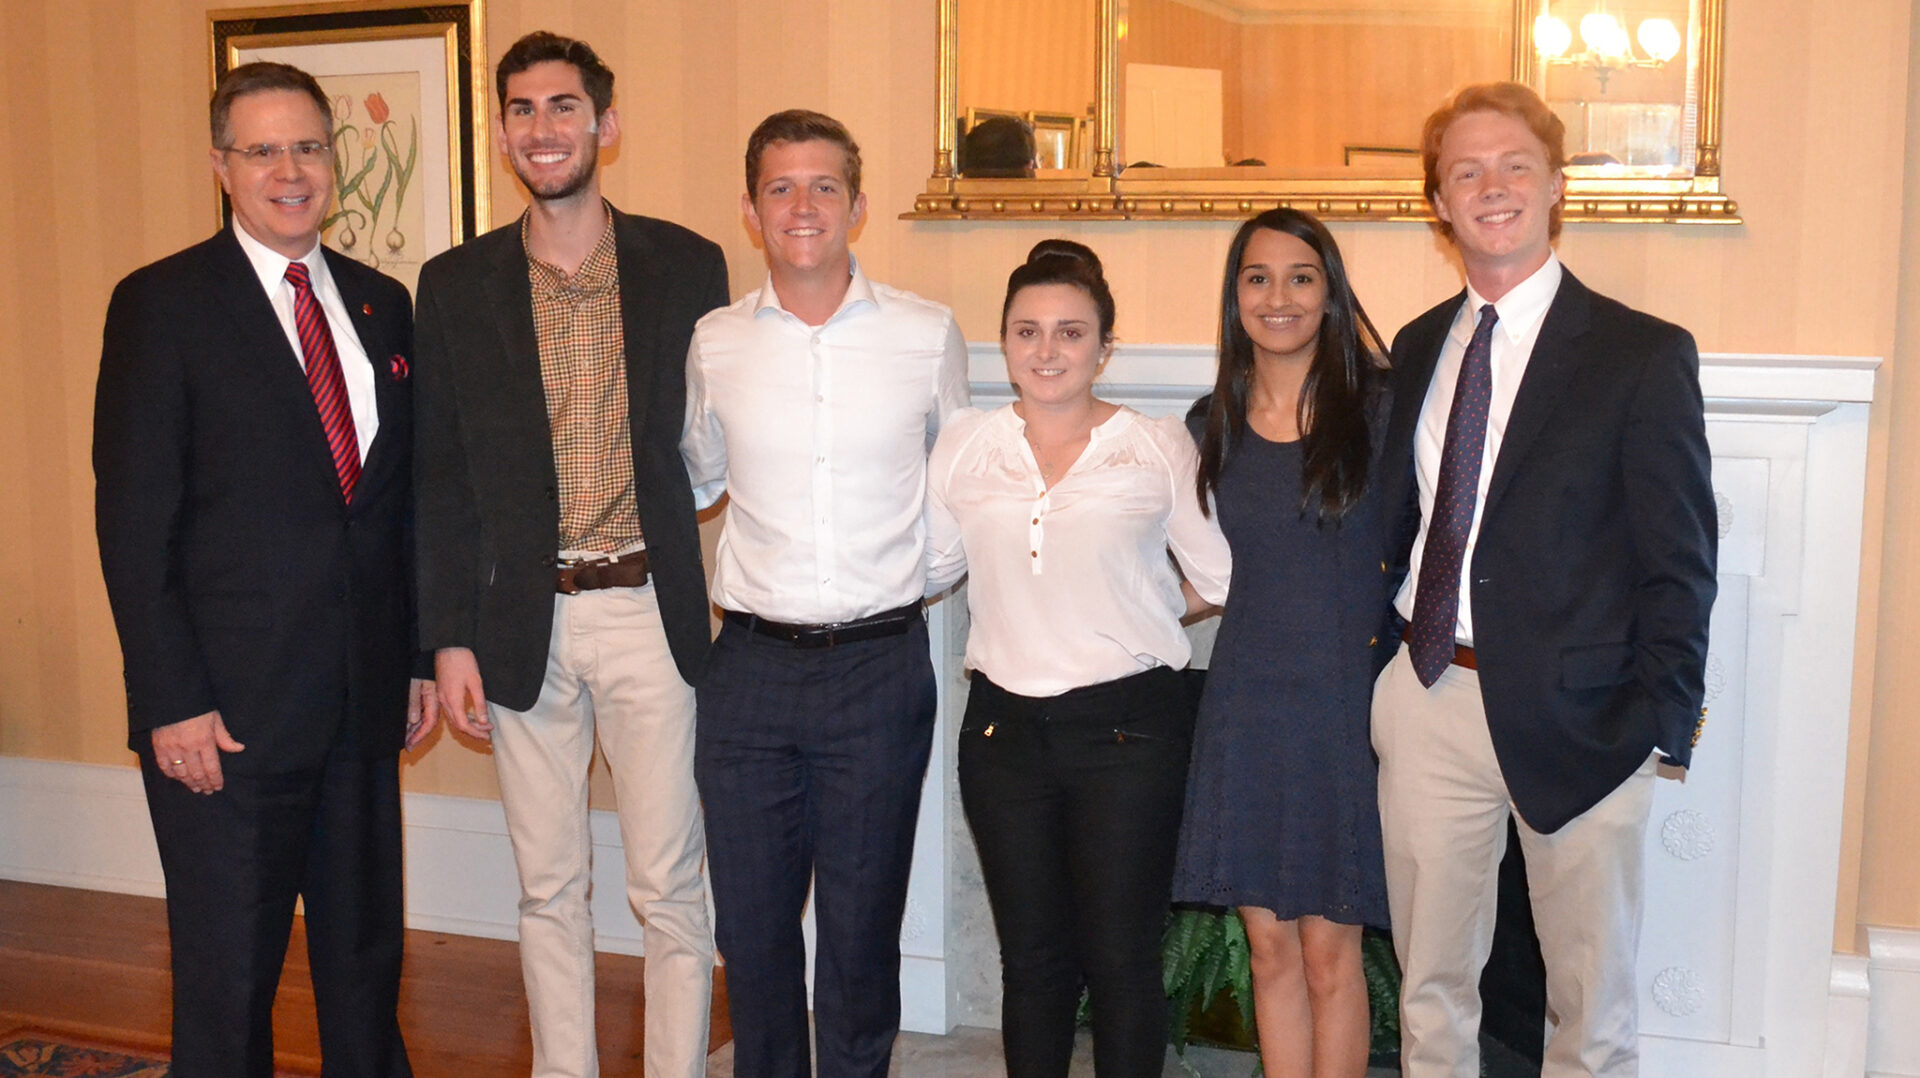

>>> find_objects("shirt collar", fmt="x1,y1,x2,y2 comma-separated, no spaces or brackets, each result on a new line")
523,204,620,300
752,255,878,323
1461,252,1562,346
231,220,324,298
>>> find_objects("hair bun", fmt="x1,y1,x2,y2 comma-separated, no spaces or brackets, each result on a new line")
1025,239,1104,280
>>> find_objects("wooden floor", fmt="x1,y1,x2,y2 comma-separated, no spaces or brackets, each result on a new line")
0,879,731,1074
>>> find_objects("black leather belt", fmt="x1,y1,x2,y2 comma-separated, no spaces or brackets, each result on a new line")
723,601,923,648
556,552,650,594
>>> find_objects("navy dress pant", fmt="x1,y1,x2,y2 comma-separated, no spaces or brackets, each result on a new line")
142,747,411,1078
958,666,1192,1078
695,618,938,1078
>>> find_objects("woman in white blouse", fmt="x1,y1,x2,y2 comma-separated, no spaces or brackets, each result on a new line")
927,240,1231,1078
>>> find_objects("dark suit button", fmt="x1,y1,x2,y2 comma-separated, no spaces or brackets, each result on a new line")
334,586,347,601
546,487,557,501
542,554,557,567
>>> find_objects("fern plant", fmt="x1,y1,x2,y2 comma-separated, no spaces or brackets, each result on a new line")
1159,908,1404,1069
1162,907,1255,1054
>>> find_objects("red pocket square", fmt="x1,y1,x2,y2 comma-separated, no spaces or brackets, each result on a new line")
389,354,410,380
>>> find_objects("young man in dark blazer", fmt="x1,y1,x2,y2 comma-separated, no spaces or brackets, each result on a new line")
413,32,727,1078
1374,82,1718,1078
93,62,433,1077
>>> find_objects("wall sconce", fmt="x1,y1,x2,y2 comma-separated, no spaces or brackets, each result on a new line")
1534,4,1680,92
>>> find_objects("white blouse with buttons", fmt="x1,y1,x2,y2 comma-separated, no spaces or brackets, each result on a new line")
926,404,1231,698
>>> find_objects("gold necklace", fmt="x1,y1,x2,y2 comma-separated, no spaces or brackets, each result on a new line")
1026,432,1055,478
1026,427,1087,481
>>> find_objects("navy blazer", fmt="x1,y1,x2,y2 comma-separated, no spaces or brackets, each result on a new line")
94,228,419,771
1381,268,1718,833
412,209,728,711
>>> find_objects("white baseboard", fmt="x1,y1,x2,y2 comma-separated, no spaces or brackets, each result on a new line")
1869,926,1920,1077
1828,953,1872,1078
0,755,645,951
0,757,165,897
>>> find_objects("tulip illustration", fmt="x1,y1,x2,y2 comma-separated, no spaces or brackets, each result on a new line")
321,87,417,266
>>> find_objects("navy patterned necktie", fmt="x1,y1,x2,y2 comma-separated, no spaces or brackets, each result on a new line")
285,261,361,501
1408,303,1499,686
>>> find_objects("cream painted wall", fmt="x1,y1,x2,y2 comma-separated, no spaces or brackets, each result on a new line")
1859,0,1920,938
2,0,1917,943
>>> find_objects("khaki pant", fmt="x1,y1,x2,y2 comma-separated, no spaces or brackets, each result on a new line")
490,584,713,1078
1372,648,1656,1078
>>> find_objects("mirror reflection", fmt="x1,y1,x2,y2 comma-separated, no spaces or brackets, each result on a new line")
1116,0,1513,175
1535,0,1699,177
918,0,1735,222
957,0,1098,174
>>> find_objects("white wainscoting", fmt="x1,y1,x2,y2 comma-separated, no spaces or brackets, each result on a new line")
0,756,650,952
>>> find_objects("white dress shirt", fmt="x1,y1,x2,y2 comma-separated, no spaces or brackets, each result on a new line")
682,258,971,624
926,405,1231,698
1392,254,1563,646
231,222,378,460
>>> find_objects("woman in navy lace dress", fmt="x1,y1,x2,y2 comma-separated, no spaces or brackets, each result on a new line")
1171,209,1392,1078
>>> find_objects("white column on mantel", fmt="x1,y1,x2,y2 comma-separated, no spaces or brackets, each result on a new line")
928,345,1881,1076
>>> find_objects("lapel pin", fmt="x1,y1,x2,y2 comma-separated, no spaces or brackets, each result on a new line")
362,303,373,315
390,354,410,380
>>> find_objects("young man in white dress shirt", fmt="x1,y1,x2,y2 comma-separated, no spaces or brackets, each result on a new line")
681,109,969,1078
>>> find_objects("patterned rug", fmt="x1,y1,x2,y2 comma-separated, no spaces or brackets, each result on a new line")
0,1028,310,1077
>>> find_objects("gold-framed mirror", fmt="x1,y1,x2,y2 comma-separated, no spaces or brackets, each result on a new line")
905,0,1737,223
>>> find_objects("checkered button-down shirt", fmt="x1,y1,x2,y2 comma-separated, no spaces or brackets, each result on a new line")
526,211,643,556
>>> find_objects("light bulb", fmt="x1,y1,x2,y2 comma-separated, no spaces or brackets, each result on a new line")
1638,17,1681,62
1581,11,1627,57
1535,13,1573,58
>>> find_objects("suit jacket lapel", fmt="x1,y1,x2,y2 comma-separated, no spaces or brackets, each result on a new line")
479,221,561,492
1384,293,1461,522
207,230,343,503
613,212,666,448
328,250,403,504
1483,270,1593,516
483,230,543,395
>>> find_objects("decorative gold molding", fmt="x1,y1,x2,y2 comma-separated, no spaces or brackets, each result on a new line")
908,0,1737,225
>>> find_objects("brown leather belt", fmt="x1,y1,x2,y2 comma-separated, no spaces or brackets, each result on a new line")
723,601,923,649
1402,624,1477,670
556,552,650,594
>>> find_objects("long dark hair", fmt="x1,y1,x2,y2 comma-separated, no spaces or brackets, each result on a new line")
1000,238,1115,342
1196,208,1387,522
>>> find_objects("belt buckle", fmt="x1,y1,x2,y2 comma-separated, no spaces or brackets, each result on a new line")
795,625,835,649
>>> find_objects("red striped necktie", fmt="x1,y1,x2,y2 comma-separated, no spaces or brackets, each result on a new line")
284,260,361,501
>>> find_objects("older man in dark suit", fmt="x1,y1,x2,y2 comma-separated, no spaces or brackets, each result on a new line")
93,62,432,1077
1375,82,1718,1078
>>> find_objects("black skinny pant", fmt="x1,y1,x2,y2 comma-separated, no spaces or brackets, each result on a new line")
958,666,1192,1078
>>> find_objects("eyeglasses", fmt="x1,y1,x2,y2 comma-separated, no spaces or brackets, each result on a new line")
220,141,333,166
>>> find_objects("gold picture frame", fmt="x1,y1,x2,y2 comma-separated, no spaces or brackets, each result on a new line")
1028,111,1086,172
960,107,1089,173
210,0,490,292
